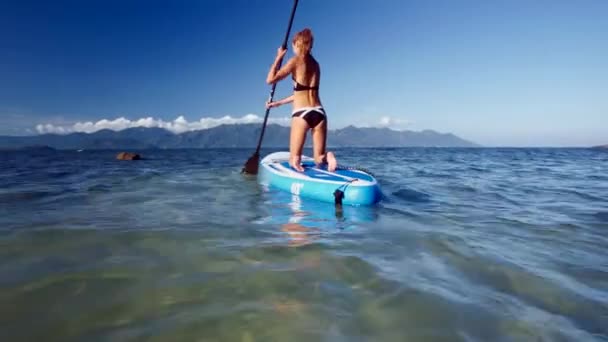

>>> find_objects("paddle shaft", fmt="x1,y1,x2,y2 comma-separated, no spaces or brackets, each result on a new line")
253,0,299,156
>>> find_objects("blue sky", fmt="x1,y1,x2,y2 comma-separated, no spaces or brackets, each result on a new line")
1,0,606,146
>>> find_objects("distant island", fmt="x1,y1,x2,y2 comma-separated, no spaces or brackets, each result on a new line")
0,124,478,150
592,144,608,149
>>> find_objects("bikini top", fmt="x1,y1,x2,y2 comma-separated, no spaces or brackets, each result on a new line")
292,74,319,91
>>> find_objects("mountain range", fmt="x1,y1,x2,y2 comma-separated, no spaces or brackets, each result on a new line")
0,124,478,149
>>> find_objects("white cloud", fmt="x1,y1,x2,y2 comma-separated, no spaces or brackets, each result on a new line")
377,116,410,129
35,114,291,135
349,115,411,131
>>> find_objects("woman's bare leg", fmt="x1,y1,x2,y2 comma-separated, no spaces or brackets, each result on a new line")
290,117,308,172
311,119,338,172
311,119,327,164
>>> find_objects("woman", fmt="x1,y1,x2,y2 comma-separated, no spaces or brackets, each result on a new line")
265,28,338,172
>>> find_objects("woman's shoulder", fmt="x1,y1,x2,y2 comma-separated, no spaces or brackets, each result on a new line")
301,55,319,69
292,55,319,74
293,54,317,62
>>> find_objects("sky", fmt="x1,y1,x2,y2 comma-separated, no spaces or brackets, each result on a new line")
1,0,606,146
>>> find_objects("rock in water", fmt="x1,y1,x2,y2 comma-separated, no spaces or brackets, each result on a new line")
116,152,141,160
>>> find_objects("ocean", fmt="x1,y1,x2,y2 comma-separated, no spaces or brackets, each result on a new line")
1,148,607,341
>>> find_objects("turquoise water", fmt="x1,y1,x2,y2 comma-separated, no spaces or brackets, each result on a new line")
1,148,607,341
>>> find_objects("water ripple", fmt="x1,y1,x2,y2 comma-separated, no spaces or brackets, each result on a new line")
0,148,607,341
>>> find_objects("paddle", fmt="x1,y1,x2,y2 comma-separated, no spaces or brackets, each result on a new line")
242,0,299,175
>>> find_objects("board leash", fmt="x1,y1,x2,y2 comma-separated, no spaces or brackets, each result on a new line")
333,165,376,206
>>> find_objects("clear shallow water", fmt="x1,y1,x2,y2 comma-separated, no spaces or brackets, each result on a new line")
1,148,607,341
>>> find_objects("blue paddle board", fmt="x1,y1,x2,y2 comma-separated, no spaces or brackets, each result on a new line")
258,152,382,206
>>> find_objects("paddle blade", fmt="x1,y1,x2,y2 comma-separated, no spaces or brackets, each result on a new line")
242,152,260,174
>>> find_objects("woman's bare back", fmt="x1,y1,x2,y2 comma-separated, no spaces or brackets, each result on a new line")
292,55,322,109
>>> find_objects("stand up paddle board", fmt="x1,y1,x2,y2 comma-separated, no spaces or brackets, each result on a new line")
259,152,382,206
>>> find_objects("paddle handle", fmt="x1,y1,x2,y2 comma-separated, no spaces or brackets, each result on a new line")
254,0,299,155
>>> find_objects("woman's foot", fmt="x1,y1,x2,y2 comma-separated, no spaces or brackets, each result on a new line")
290,155,305,172
326,151,337,172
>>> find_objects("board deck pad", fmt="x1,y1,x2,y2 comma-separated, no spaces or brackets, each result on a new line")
266,161,375,183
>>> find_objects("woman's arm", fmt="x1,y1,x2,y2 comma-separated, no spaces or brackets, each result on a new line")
266,47,296,84
266,95,294,109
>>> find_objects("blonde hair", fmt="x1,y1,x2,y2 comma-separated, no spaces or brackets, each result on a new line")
292,28,313,55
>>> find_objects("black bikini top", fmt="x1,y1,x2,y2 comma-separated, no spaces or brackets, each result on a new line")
292,74,319,91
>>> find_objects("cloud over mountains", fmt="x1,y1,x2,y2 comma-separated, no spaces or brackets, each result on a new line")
36,115,291,135
34,115,412,135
